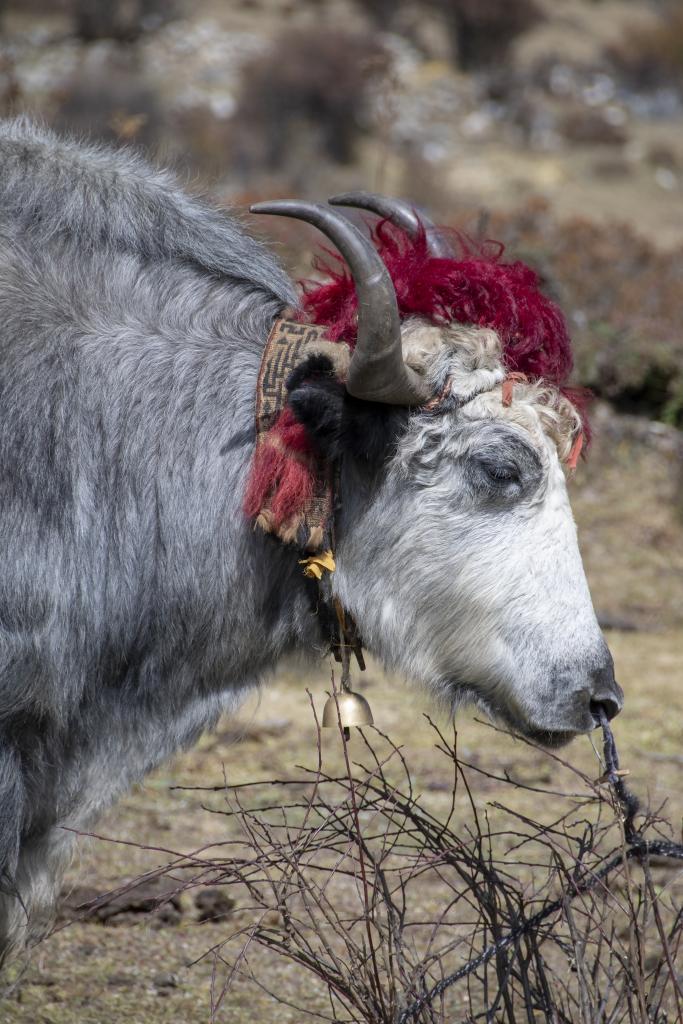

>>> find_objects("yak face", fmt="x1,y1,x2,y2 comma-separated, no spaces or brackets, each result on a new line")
289,320,623,746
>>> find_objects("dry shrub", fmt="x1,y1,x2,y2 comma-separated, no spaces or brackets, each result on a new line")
481,201,683,427
438,0,542,71
54,53,163,152
362,0,542,70
72,0,174,42
143,697,682,1023
229,28,389,185
606,5,683,93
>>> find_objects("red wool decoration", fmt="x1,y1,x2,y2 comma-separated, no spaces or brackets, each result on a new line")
303,221,575,385
303,220,591,438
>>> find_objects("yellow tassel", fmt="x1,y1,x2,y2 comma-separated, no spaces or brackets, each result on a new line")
299,550,336,580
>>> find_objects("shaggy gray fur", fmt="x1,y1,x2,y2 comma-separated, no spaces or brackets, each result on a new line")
0,118,316,956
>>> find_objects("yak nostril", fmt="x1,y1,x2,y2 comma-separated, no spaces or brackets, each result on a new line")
590,697,621,724
588,658,623,725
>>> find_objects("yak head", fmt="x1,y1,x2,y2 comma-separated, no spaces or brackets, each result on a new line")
252,193,623,747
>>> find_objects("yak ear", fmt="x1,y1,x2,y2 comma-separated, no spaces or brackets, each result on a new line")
287,354,408,466
287,355,346,460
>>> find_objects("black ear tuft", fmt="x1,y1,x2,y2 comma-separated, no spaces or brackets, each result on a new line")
286,353,337,394
287,354,346,459
287,353,409,467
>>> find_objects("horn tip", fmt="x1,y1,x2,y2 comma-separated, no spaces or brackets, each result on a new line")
329,192,370,206
249,201,277,215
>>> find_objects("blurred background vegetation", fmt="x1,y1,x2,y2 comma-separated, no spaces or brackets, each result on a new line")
0,4,681,1021
1,0,683,429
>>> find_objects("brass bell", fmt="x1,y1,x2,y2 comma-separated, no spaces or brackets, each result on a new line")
323,603,373,738
322,688,374,731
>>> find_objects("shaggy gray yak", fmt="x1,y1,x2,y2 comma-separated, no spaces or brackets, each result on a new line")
0,119,622,959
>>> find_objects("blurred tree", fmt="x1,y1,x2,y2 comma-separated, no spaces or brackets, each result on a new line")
74,0,173,42
230,28,388,185
362,0,542,70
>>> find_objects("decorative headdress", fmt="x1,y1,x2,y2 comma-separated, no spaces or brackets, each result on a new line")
244,193,587,552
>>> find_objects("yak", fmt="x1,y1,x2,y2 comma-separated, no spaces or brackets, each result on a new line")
0,118,622,958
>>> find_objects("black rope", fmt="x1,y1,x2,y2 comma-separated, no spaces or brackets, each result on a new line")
398,713,683,1023
596,705,639,840
596,705,682,859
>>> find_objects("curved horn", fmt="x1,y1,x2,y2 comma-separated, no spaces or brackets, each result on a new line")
250,200,431,405
328,190,455,258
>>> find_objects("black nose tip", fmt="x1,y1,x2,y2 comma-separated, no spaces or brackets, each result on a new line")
589,660,624,723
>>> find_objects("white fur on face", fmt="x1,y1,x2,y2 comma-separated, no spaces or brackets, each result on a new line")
334,321,618,744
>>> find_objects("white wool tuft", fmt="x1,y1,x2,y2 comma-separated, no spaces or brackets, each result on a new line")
401,318,583,464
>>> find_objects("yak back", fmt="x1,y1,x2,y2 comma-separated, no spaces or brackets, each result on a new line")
0,117,295,304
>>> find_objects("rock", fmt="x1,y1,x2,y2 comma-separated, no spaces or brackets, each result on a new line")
596,611,640,632
194,888,236,923
152,972,178,989
654,167,678,191
424,778,454,792
648,143,679,170
106,972,137,988
559,105,627,145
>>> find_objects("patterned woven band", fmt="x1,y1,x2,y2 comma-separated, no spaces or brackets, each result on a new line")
253,317,338,551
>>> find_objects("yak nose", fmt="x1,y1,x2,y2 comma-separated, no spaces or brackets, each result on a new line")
588,659,624,723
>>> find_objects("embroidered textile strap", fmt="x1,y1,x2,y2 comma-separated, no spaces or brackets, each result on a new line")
255,318,328,433
253,317,339,551
252,318,366,660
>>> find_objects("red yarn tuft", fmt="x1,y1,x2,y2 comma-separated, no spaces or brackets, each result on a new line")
270,451,315,526
244,408,316,529
302,221,576,391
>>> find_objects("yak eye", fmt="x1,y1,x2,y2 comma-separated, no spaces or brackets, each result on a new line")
464,429,543,501
486,463,520,483
477,457,521,486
